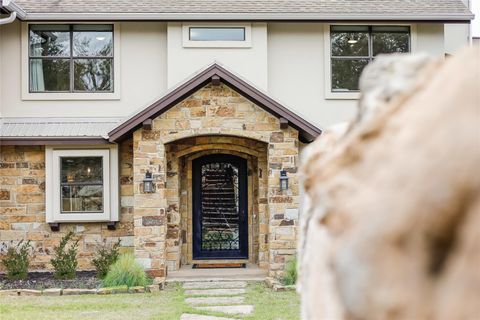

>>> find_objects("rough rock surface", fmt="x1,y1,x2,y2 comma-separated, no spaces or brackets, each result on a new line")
300,47,480,320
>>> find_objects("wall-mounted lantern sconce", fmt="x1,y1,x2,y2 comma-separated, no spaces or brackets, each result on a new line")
143,170,154,193
279,170,289,191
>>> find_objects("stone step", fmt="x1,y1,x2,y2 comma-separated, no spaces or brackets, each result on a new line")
185,288,246,296
185,296,245,306
180,314,235,320
183,281,247,289
194,305,254,315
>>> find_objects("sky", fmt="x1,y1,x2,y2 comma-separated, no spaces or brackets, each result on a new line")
472,0,480,37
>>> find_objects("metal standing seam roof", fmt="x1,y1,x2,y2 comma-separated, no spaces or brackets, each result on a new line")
4,0,474,21
0,118,122,139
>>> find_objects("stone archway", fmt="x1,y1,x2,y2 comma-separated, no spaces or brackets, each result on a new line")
164,135,269,271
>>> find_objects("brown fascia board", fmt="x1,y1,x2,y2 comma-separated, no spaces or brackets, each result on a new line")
0,138,110,146
108,64,322,143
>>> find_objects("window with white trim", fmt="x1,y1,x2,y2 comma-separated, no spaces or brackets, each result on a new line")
28,24,114,93
46,147,119,223
329,25,411,92
183,24,252,48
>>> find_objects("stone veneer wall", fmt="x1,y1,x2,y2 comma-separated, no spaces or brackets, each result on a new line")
133,83,300,279
0,140,134,272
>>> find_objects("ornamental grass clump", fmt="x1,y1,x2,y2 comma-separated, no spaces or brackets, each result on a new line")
102,253,151,288
1,240,34,280
51,231,79,279
92,239,121,279
281,257,298,286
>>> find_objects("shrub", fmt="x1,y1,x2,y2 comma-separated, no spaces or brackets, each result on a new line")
51,231,79,279
281,257,298,285
102,253,151,288
0,240,34,280
92,239,121,279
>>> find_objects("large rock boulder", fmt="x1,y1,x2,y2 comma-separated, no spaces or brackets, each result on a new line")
300,47,480,320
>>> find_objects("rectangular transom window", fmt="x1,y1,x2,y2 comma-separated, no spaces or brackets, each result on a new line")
47,148,118,223
29,24,114,93
330,25,410,92
189,27,246,41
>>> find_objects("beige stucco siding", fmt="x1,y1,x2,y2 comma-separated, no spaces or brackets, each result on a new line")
1,21,447,129
0,21,168,118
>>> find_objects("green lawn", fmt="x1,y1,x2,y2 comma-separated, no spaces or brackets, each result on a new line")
0,283,300,320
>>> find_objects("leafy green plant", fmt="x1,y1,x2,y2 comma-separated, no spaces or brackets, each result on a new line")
50,231,79,279
102,253,151,288
92,239,121,279
281,257,298,286
0,240,34,280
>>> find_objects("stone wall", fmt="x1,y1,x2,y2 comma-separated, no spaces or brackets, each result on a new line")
0,140,134,272
133,83,300,278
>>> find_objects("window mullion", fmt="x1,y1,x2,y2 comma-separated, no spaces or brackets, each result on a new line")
70,25,74,93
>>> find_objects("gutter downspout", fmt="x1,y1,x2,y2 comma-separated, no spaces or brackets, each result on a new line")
1,0,26,20
0,11,16,25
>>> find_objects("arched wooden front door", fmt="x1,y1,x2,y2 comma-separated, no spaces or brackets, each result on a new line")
192,154,248,260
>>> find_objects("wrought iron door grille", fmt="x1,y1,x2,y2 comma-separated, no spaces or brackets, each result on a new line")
200,162,240,251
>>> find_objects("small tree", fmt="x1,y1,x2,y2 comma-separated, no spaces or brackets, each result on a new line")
51,231,79,279
92,239,121,279
1,240,34,280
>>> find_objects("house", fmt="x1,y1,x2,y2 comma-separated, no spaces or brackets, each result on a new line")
0,0,474,282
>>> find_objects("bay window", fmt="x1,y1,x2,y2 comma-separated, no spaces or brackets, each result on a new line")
329,25,411,93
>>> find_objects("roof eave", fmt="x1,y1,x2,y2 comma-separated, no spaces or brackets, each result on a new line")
0,137,110,145
19,12,474,22
1,0,27,20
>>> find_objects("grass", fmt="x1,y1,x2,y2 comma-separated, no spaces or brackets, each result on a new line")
0,282,300,320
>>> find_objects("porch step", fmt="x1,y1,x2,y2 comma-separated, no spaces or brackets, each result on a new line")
185,288,246,296
180,314,235,320
183,281,247,289
194,305,254,316
185,296,245,306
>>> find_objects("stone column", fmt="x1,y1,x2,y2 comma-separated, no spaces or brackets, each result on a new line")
267,128,300,279
133,129,167,283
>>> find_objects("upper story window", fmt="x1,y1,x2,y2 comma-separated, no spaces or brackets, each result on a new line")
189,27,246,41
29,24,114,93
183,23,252,48
330,25,410,92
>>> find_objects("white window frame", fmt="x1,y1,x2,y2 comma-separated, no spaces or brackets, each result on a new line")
324,23,417,100
21,22,121,101
182,23,252,48
46,146,119,223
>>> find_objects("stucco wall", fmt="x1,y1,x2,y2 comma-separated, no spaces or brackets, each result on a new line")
1,21,446,129
0,21,168,118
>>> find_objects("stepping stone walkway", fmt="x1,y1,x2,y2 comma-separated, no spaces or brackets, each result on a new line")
180,280,254,319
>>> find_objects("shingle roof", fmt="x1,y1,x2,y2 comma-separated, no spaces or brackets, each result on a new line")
0,118,121,139
8,0,474,21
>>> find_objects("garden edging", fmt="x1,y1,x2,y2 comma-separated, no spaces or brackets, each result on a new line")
0,283,164,297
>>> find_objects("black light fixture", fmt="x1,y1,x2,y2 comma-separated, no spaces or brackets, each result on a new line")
279,170,289,191
143,170,154,193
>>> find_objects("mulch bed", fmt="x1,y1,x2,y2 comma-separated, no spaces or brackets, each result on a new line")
0,271,101,290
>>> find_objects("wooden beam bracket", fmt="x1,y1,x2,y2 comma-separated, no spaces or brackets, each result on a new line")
107,222,117,230
142,118,153,130
211,75,221,86
49,223,60,232
279,117,289,129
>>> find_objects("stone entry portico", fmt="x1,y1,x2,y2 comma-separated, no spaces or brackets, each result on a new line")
105,64,321,283
131,82,301,282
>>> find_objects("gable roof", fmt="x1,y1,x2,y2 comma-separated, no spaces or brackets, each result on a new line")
5,0,474,22
108,63,322,143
